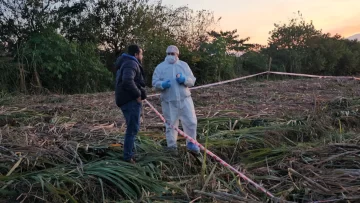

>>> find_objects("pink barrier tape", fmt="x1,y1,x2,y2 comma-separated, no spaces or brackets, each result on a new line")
144,99,345,203
147,72,268,98
147,71,359,98
144,99,276,199
144,71,359,202
268,71,321,78
190,72,268,90
268,71,360,80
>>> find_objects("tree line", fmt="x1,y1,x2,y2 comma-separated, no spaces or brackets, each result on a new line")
0,1,359,94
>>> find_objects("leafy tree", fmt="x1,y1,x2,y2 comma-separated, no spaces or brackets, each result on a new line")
241,51,268,74
263,12,360,76
197,30,253,82
304,34,346,75
207,30,253,52
266,12,321,73
19,29,112,93
0,0,86,54
142,33,177,85
170,8,217,50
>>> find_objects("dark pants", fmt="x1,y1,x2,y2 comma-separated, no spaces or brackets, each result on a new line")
120,100,142,161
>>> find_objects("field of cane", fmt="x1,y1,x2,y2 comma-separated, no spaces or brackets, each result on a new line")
1,76,360,203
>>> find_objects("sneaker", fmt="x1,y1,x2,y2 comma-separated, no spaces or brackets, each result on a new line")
187,142,200,155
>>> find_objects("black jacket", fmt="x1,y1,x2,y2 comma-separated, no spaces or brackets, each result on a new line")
115,54,146,107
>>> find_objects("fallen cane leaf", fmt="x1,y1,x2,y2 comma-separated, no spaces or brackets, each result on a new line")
7,157,23,176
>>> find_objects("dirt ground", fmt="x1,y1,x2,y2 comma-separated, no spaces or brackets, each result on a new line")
1,77,359,145
1,77,360,202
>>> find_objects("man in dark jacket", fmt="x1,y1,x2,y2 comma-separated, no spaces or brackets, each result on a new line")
115,44,146,163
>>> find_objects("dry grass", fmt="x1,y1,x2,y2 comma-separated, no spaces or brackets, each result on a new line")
1,77,360,202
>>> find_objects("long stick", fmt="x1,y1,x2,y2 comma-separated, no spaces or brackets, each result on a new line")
267,57,272,80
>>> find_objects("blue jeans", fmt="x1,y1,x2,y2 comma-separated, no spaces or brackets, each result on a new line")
120,100,142,161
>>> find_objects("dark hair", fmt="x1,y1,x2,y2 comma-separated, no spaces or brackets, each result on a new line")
127,44,142,56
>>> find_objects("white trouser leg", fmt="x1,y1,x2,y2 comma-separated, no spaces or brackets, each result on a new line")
162,101,180,148
179,97,197,144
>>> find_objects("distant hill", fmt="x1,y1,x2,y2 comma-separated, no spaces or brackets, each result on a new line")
347,33,360,41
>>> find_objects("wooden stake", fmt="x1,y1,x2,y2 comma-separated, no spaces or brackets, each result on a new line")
267,57,272,80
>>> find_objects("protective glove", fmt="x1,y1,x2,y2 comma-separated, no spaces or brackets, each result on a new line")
176,73,186,84
161,80,171,89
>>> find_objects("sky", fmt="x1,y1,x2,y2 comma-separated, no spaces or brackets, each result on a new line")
160,0,360,44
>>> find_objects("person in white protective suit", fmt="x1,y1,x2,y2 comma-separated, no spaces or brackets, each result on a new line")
152,45,200,154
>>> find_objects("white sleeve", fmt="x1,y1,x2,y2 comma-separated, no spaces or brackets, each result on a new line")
183,62,196,87
152,65,164,91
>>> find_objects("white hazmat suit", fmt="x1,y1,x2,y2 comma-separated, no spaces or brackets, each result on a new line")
152,45,199,153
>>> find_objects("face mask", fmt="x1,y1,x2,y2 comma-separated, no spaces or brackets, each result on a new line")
165,55,178,64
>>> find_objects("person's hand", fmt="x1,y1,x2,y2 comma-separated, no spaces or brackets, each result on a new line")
176,73,186,84
161,80,171,89
140,88,147,100
137,97,142,103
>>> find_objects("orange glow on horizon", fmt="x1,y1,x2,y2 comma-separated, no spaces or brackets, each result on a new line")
328,24,360,38
161,0,360,44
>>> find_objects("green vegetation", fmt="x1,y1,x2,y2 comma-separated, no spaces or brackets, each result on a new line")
1,78,360,202
1,2,359,94
1,1,360,202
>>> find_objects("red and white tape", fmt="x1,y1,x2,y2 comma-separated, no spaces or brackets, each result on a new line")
269,71,360,80
143,71,359,201
144,99,275,199
147,72,268,98
147,71,359,98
